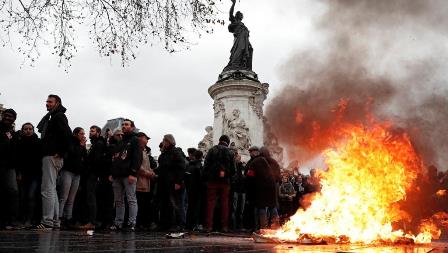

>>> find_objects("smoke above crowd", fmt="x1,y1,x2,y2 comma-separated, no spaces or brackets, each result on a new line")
266,0,448,170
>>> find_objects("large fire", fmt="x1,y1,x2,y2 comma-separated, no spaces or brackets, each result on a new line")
262,121,441,244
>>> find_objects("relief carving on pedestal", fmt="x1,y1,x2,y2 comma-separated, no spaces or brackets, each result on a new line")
263,117,284,166
249,88,266,119
223,109,251,153
198,126,214,155
213,100,225,118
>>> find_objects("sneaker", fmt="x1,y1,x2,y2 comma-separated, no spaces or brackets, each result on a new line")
32,223,53,231
123,224,135,232
109,224,121,231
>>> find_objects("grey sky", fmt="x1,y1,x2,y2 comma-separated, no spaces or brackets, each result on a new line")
0,0,325,155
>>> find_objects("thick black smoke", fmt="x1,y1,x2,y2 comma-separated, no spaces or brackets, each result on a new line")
266,0,448,170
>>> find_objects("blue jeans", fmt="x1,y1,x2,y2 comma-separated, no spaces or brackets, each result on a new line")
58,170,80,220
41,156,63,227
169,187,186,228
231,192,246,229
112,177,138,226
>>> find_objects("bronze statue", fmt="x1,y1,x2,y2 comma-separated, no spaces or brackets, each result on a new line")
223,0,253,72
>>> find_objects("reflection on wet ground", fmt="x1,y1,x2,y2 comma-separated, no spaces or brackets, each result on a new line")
0,231,447,253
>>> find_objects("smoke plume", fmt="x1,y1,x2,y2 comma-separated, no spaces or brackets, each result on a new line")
266,0,448,170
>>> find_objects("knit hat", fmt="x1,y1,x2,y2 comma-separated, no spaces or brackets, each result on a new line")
2,108,17,119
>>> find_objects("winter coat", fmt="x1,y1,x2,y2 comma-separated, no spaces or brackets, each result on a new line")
40,105,72,157
87,136,107,175
16,133,42,179
62,136,87,175
185,159,203,193
231,161,246,193
203,142,236,184
0,122,18,171
265,157,281,183
157,146,187,190
136,148,156,192
110,132,142,178
246,155,277,208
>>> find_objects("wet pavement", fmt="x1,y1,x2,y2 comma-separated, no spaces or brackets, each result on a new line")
0,230,447,252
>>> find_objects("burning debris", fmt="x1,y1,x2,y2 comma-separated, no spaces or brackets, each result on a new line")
263,0,448,246
256,118,443,244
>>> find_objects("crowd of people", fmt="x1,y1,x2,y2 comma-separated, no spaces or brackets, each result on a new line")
0,94,322,233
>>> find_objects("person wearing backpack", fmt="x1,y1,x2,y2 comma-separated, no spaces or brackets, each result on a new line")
203,135,236,232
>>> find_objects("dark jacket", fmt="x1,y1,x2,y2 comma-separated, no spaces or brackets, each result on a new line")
41,105,72,157
231,161,246,193
185,159,203,192
16,133,42,179
87,136,107,175
144,146,157,170
0,122,18,171
265,157,281,184
110,132,142,178
62,136,87,175
158,146,187,189
247,155,276,208
203,142,236,183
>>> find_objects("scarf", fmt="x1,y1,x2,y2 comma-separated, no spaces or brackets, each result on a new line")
37,105,65,139
37,111,51,139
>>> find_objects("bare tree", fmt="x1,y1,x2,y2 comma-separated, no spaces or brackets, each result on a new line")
0,0,223,67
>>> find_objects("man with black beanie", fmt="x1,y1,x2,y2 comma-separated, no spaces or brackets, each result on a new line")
203,135,236,232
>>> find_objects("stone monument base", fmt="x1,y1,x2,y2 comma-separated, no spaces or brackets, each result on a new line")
208,71,269,161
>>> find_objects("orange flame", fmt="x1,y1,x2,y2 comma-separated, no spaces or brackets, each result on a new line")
436,189,447,197
264,122,439,244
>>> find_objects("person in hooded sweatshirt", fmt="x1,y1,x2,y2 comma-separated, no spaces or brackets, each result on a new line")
16,123,42,227
109,119,142,231
35,95,72,230
58,127,87,228
157,134,187,232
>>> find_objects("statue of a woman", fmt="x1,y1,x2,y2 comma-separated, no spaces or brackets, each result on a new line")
223,0,253,72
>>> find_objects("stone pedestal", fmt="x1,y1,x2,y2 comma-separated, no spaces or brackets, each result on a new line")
208,70,269,161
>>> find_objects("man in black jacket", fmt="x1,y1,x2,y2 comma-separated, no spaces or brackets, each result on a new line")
157,134,187,231
35,95,72,230
203,135,236,232
0,109,20,229
109,119,142,231
79,125,107,230
185,149,203,230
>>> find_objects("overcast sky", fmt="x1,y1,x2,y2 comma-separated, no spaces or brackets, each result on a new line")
0,0,326,155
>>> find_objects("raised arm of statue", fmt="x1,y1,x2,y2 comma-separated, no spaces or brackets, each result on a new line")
229,0,236,22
